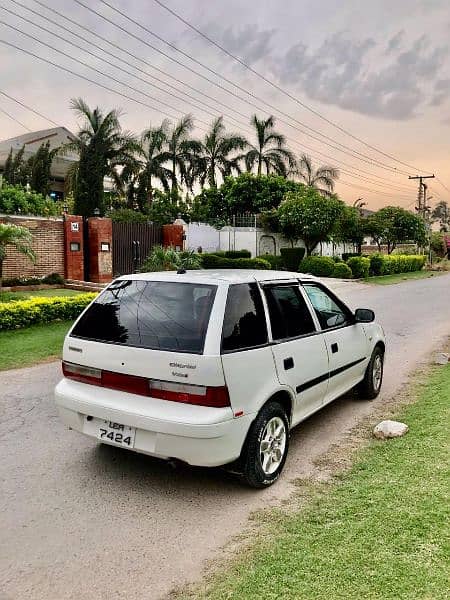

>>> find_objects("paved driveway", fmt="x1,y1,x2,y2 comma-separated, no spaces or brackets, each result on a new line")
1,273,450,599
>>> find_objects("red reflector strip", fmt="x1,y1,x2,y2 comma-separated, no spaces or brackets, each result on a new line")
62,362,230,408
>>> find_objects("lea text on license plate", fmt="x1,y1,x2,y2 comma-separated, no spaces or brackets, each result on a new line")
97,420,136,448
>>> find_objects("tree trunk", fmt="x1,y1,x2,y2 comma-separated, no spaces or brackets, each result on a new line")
0,258,3,291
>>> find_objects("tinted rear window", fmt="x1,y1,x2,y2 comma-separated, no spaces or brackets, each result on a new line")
71,280,217,354
221,283,268,352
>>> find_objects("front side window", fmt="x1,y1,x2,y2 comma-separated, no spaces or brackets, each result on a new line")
264,285,316,340
71,279,217,353
222,283,268,352
304,284,350,330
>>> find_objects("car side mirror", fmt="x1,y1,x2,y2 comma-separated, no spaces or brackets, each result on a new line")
355,308,375,323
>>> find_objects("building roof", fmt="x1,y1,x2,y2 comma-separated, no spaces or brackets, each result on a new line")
0,127,77,180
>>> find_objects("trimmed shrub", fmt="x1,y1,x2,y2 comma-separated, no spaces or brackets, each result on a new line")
257,254,284,270
332,262,353,279
280,247,306,271
0,293,97,330
222,249,251,259
347,256,370,278
332,256,343,263
379,254,426,275
299,256,335,277
1,273,64,287
369,254,384,276
342,252,360,262
200,254,271,270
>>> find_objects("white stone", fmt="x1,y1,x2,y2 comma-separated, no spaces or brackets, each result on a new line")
434,352,449,365
373,420,409,439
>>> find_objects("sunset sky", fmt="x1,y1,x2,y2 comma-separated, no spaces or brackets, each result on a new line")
1,0,449,209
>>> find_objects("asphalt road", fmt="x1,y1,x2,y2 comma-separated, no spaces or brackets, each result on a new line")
1,273,450,600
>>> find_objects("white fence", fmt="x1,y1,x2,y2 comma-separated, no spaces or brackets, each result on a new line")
183,221,355,257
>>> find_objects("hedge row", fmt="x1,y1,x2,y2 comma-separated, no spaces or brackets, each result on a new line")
2,273,64,287
369,254,426,275
200,253,271,270
0,293,97,331
297,254,425,278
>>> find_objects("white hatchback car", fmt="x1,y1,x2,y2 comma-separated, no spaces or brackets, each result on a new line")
55,269,385,487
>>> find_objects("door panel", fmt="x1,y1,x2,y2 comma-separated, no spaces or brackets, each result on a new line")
271,335,329,425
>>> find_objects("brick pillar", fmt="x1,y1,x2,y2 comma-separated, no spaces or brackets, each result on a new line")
163,224,184,250
64,215,84,281
87,217,113,283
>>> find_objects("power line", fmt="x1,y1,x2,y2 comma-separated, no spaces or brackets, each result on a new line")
0,88,59,126
151,0,430,175
0,104,31,131
5,0,416,192
73,0,412,175
0,20,212,130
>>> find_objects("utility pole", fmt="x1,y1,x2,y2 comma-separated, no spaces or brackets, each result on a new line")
408,174,435,219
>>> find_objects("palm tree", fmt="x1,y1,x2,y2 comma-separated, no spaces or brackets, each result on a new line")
63,98,138,216
0,223,36,289
432,200,450,232
161,115,202,198
131,123,172,211
296,153,339,196
245,115,295,176
199,117,247,187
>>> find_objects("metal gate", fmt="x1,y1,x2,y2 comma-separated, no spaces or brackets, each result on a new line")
112,222,162,276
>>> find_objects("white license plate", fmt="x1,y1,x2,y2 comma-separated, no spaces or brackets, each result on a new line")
96,420,136,448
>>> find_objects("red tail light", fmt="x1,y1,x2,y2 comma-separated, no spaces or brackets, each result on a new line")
62,361,230,408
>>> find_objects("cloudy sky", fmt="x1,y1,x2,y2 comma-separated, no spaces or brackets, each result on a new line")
1,0,449,208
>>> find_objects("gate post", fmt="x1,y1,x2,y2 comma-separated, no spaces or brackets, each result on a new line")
87,217,113,283
163,224,184,250
64,215,84,281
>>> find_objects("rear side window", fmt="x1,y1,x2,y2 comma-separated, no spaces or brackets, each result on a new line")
70,279,217,354
264,284,316,340
221,283,268,352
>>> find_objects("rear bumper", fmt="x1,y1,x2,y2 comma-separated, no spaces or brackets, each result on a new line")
55,378,253,467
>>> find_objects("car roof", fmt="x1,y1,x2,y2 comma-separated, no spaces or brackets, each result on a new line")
117,269,319,285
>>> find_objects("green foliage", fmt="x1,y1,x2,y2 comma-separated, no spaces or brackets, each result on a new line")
278,188,344,253
28,141,55,197
279,247,305,271
365,206,427,253
0,223,36,288
332,262,353,279
347,256,370,278
430,232,446,258
0,185,61,217
259,208,280,233
146,190,190,225
219,249,251,259
140,245,201,272
107,208,150,223
334,206,365,245
245,115,295,176
3,146,29,186
200,254,271,270
0,293,96,330
256,254,284,269
1,273,63,287
369,254,384,276
342,252,361,262
299,256,335,277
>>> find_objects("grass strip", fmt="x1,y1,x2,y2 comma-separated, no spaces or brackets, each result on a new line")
194,364,450,600
0,320,72,370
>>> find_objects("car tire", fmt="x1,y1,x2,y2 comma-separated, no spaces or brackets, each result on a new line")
239,401,290,489
357,346,384,400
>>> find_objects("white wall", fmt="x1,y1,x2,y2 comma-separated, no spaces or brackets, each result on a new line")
185,222,356,257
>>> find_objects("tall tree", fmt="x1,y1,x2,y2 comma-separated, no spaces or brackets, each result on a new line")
134,123,172,210
199,116,247,188
3,148,13,183
0,223,36,289
162,115,202,198
296,153,339,196
4,146,28,186
365,206,427,253
29,141,56,196
432,200,450,232
245,115,295,176
64,98,137,216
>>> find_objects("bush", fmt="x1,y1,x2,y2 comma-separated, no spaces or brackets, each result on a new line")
280,247,306,271
342,252,361,262
347,256,370,278
1,273,64,287
257,254,284,270
211,249,251,259
200,254,271,270
379,254,426,275
369,254,384,276
140,246,201,272
298,256,335,277
0,184,60,216
0,293,96,330
332,262,353,279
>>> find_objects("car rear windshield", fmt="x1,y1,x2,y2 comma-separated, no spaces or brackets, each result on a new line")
70,279,217,354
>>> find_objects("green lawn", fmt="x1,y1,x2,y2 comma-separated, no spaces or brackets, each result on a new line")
193,364,450,600
365,270,441,285
0,320,72,370
0,288,83,303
